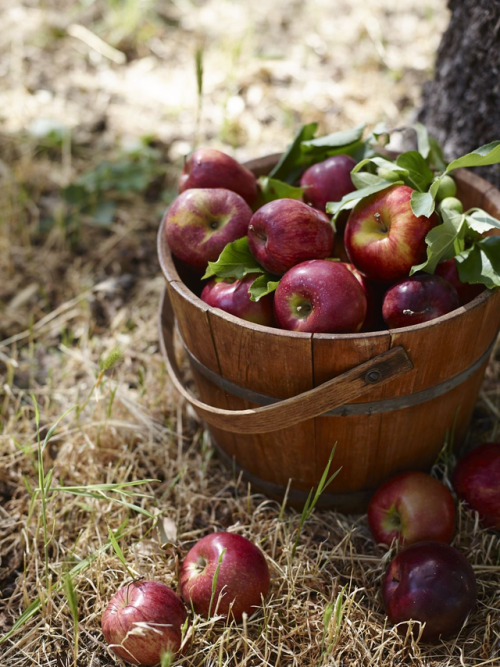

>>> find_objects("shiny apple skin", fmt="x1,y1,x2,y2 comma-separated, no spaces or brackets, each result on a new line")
344,185,439,283
101,580,188,666
452,442,500,530
179,147,258,206
382,541,477,643
382,274,460,328
163,188,252,271
200,274,275,326
367,471,456,546
179,532,270,623
247,198,335,275
300,154,357,212
434,257,485,305
273,259,367,333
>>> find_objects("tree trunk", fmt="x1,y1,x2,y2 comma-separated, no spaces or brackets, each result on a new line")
418,0,500,187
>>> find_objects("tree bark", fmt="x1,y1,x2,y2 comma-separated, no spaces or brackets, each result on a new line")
418,0,500,187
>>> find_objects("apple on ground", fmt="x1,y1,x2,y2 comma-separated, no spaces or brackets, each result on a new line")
101,580,188,666
434,257,484,305
300,154,357,212
163,188,252,271
381,273,460,329
367,471,456,546
452,442,500,530
247,198,335,275
382,541,477,643
179,531,270,623
201,274,275,326
179,147,259,206
273,259,367,333
344,185,439,283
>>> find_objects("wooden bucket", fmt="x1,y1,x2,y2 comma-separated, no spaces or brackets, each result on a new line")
157,158,500,512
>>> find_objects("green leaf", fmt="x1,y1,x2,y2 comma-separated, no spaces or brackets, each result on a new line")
465,209,500,234
410,191,435,218
326,181,395,219
248,274,280,301
396,151,434,191
410,210,467,275
268,122,318,183
446,141,500,172
301,124,366,153
202,236,265,280
258,176,304,203
456,237,500,287
413,122,431,159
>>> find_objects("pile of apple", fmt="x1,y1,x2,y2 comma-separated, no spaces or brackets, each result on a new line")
162,123,500,333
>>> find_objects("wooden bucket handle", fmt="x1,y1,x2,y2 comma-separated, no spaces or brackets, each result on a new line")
159,287,414,434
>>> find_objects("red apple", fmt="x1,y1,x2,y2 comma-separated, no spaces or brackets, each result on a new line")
344,262,385,332
163,188,252,271
273,259,367,333
452,442,500,530
367,471,456,546
382,541,477,643
434,257,484,305
200,274,275,326
344,185,439,283
179,532,270,622
247,198,335,275
101,580,188,666
300,154,357,212
382,274,460,329
179,147,258,206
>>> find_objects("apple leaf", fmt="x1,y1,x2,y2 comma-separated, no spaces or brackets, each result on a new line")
301,124,366,154
465,208,500,233
445,140,500,172
326,181,396,220
202,236,265,280
267,122,318,183
248,273,280,301
396,151,435,192
410,209,467,275
456,236,500,287
258,176,304,203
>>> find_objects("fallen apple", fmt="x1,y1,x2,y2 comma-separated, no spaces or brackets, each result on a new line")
247,198,335,275
179,147,258,206
382,541,477,643
273,259,367,333
381,273,460,329
452,442,500,530
200,274,275,326
101,580,188,666
300,154,357,212
179,531,270,622
163,188,252,271
434,257,484,305
367,471,456,546
344,185,439,283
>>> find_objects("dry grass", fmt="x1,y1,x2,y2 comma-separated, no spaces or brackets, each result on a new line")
1,1,499,666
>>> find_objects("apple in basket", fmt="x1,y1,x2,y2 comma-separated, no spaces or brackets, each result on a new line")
344,184,439,283
434,257,485,305
163,188,253,271
382,541,477,643
101,580,188,666
300,154,357,212
178,147,259,206
367,471,456,546
201,274,275,326
179,532,270,622
273,259,367,333
381,273,460,329
247,198,335,275
452,442,500,530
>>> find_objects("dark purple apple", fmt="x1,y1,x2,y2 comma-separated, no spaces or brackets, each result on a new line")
179,531,270,622
179,148,258,206
382,274,460,329
344,262,385,332
382,541,477,643
344,185,439,283
300,154,357,212
273,259,367,333
163,188,252,271
101,580,188,666
434,257,484,305
200,274,275,326
247,198,335,275
452,442,500,530
367,471,456,546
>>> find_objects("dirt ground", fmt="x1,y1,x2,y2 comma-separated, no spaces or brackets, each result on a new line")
2,2,500,667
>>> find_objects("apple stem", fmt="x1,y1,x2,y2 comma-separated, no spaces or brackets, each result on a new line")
374,211,388,232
